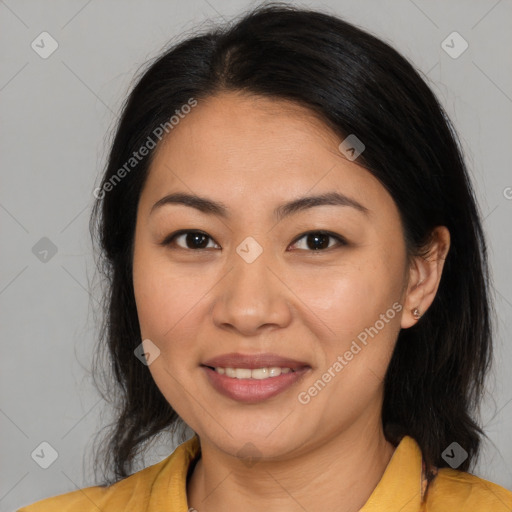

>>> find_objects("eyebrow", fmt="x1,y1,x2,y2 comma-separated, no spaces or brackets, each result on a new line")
150,191,369,221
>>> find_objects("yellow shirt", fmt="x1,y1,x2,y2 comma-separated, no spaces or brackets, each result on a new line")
17,435,512,511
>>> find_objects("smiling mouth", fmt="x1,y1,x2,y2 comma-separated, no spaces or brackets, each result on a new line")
201,364,311,403
200,352,311,402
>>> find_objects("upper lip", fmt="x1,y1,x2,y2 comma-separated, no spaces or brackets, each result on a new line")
202,352,310,370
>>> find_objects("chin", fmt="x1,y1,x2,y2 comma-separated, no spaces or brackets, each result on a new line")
198,422,308,462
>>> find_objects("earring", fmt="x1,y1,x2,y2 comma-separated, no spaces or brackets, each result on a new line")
412,308,421,320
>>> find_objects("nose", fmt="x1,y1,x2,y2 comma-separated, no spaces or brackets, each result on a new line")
211,247,293,337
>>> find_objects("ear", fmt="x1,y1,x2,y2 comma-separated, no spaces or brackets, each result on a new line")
401,226,450,329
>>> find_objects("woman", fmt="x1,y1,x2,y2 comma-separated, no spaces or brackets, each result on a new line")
18,2,512,511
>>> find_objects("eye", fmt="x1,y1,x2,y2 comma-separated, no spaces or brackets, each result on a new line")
160,229,346,252
288,231,346,251
161,230,220,250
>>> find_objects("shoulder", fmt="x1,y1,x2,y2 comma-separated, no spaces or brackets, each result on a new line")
16,461,164,511
427,467,512,511
17,435,200,511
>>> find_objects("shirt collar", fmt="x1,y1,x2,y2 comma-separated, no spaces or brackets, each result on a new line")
360,435,424,511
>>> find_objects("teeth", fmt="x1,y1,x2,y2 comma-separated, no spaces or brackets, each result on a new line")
235,368,252,379
251,368,269,379
225,368,236,378
214,367,295,379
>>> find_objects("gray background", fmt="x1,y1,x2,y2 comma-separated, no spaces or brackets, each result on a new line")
1,0,511,510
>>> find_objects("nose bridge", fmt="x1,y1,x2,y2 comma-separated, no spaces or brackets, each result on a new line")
232,236,273,298
211,236,292,333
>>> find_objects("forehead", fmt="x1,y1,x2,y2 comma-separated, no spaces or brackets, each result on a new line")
140,91,394,219
157,91,342,163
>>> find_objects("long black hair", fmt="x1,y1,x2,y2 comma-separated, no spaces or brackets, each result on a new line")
89,1,493,485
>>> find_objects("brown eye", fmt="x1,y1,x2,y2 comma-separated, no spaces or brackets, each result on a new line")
162,230,220,250
289,231,346,251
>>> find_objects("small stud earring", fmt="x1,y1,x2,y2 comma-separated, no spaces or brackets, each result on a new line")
412,308,421,320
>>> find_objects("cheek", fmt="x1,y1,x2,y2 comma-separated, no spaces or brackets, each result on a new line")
133,240,206,341
132,244,206,417
290,252,405,341
293,260,403,416
289,253,405,403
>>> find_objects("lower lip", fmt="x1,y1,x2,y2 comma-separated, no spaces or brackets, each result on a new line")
202,366,310,403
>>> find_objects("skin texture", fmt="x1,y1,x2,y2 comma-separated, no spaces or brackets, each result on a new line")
132,91,450,512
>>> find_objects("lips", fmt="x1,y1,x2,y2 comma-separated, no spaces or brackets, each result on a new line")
202,352,309,370
201,352,311,403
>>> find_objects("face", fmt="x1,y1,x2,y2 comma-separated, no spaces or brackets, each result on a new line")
132,91,411,459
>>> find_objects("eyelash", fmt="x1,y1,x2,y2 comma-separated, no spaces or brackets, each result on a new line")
159,230,347,252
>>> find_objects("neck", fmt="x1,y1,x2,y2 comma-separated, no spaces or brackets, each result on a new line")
187,418,396,512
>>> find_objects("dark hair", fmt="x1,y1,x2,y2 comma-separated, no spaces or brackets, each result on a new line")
89,1,493,485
